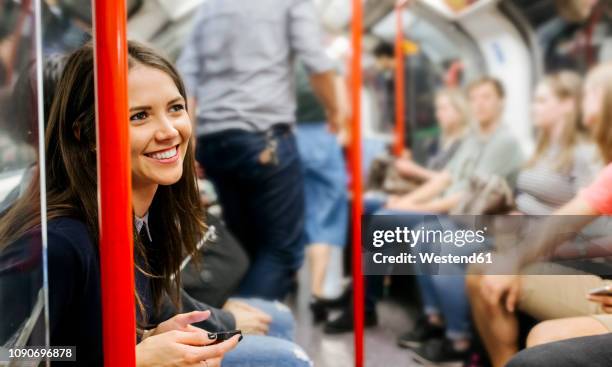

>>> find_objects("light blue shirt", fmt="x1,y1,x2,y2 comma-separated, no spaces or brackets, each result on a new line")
134,212,152,242
177,0,333,136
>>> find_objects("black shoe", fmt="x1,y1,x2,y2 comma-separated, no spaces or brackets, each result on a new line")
309,298,329,323
397,316,445,349
323,308,377,334
412,338,468,365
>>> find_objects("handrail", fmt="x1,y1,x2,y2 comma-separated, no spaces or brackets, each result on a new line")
393,0,408,157
350,0,364,365
93,1,136,366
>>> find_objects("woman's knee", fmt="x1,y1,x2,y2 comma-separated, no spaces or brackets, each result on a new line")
527,317,609,348
526,320,562,348
223,335,312,367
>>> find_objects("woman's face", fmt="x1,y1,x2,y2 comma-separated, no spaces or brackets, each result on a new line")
128,65,191,188
532,83,564,130
582,81,604,129
435,95,461,132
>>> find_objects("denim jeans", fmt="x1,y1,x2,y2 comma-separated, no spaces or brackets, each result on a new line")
198,127,305,300
222,298,310,367
365,210,476,338
223,335,313,367
364,209,428,312
233,298,295,342
413,216,491,340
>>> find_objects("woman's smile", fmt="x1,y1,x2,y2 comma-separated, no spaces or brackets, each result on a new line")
144,145,180,164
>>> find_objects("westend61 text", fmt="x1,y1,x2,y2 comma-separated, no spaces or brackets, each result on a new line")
372,252,493,265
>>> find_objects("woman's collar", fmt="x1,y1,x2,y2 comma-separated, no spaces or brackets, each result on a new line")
134,212,153,242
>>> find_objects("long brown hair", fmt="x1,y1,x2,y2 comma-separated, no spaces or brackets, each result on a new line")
585,62,612,164
527,70,584,173
0,41,205,325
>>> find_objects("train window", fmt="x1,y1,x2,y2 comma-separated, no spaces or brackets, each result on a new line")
0,0,46,356
368,6,484,164
512,0,612,72
0,0,92,362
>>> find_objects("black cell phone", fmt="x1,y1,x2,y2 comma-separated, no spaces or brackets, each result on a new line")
211,329,242,344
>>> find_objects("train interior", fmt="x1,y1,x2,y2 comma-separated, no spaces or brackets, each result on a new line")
1,0,611,366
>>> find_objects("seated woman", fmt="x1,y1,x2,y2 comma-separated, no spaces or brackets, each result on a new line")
394,88,469,183
400,70,600,364
468,62,612,367
364,88,469,214
0,41,311,367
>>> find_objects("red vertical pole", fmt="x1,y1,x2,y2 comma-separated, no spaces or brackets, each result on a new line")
93,1,136,366
393,2,406,157
349,0,364,366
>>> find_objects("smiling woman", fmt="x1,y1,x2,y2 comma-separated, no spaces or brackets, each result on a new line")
127,64,193,215
0,41,239,367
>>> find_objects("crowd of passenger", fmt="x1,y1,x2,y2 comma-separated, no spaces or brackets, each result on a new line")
0,0,611,366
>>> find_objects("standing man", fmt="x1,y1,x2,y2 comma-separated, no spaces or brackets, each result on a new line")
177,0,340,300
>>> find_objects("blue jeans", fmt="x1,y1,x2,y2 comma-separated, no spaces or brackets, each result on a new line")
223,335,313,367
413,216,491,340
198,127,305,300
365,211,476,338
364,210,427,312
233,298,295,342
296,123,348,248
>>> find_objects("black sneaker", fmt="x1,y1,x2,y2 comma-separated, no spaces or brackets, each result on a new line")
412,338,468,365
309,298,329,323
397,316,445,349
323,308,378,334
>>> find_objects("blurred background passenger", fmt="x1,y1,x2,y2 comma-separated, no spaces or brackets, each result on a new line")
177,0,341,300
400,70,597,365
294,62,350,322
372,42,398,134
469,62,612,367
386,77,523,214
393,88,469,184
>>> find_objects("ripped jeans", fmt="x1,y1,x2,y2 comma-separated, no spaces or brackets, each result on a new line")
222,298,312,367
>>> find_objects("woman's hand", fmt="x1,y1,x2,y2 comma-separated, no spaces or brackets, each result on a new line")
588,294,612,313
480,274,521,312
146,310,212,339
223,300,272,335
136,329,240,367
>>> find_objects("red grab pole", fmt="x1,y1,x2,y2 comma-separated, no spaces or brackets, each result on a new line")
393,1,407,157
349,0,364,365
93,1,136,366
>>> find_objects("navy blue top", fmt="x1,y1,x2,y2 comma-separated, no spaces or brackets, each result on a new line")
4,217,233,366
0,217,235,367
46,217,103,366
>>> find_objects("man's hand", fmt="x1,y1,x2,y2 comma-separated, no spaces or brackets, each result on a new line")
480,274,521,312
223,300,272,335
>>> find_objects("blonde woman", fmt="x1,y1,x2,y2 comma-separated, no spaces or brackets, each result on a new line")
394,88,470,182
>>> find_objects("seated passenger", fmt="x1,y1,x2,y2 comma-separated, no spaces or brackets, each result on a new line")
364,88,469,204
394,88,469,183
386,76,524,214
468,62,612,367
0,41,312,367
399,70,598,364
